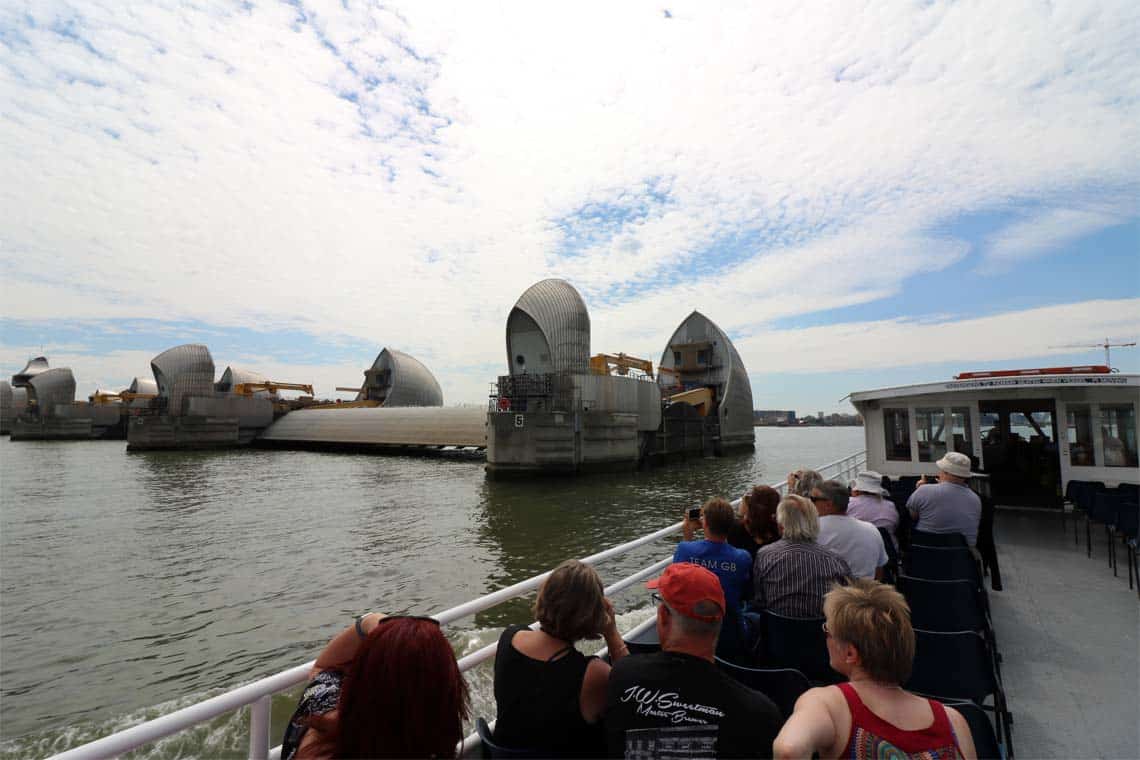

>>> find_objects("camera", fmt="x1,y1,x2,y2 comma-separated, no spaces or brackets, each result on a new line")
687,507,701,521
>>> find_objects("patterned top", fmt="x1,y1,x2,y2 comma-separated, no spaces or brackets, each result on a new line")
751,539,851,618
838,682,962,760
280,670,342,760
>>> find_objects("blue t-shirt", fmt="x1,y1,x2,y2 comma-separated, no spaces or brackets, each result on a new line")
672,540,752,615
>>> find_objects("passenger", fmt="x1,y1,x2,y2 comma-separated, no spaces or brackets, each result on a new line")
773,579,977,760
847,470,900,548
728,485,781,559
678,497,753,659
787,468,824,498
281,614,469,759
752,495,851,618
493,560,628,757
812,479,888,579
605,563,783,759
906,452,982,545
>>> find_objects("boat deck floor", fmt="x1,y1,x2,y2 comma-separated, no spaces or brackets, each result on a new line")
989,509,1138,758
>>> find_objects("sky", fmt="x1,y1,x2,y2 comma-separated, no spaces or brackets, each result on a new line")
1,0,1138,414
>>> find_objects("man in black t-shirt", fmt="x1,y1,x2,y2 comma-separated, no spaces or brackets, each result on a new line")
605,563,783,759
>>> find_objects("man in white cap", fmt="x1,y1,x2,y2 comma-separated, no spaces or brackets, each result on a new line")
906,452,982,545
847,471,899,547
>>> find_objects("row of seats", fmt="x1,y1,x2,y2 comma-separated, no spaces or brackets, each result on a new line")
610,536,1014,759
1066,480,1140,597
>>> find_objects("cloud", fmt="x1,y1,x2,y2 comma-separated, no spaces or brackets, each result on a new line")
979,206,1128,273
1,1,1138,403
737,298,1140,374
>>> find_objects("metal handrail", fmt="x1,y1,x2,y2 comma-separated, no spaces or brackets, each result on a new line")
50,449,866,760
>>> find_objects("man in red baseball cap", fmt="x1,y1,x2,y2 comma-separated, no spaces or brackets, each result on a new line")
604,563,782,758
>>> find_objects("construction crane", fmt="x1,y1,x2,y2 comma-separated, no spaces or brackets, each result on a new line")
91,391,157,405
232,382,314,397
589,353,655,379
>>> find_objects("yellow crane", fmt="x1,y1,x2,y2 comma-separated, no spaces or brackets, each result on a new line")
232,382,314,397
589,353,655,379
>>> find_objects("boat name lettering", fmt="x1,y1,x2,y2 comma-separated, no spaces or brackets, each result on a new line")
947,376,1130,390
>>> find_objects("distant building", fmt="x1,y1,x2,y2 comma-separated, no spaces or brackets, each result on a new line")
753,409,797,426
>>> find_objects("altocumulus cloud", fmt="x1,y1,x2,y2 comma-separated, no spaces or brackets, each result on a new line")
1,0,1138,404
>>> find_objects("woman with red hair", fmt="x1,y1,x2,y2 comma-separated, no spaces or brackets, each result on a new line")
282,613,469,759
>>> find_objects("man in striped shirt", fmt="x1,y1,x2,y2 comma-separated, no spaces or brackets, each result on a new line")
751,494,852,618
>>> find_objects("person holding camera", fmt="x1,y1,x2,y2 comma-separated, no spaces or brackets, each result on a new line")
676,497,752,661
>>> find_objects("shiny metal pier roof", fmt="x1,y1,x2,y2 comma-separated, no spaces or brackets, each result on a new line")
12,356,49,387
216,367,270,394
659,311,754,447
362,348,444,407
125,377,158,395
505,279,591,375
150,344,216,415
26,367,77,415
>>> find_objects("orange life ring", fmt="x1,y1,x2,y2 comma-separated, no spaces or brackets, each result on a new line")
498,397,511,412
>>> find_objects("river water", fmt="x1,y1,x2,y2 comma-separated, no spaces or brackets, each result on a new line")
0,427,863,758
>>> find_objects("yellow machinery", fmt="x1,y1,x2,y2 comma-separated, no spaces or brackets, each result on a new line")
667,386,713,416
232,382,314,397
589,353,655,379
307,399,382,409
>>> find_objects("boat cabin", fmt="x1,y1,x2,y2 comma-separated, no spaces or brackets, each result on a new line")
850,367,1139,507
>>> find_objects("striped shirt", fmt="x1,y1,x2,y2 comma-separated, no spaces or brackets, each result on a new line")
751,539,852,618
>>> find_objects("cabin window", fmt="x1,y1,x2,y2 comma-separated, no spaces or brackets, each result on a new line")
916,408,947,462
1067,406,1095,466
673,351,682,365
1100,405,1138,468
980,411,1001,446
884,408,911,461
950,407,973,457
697,349,711,366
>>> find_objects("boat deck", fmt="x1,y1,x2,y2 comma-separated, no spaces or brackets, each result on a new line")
988,509,1138,758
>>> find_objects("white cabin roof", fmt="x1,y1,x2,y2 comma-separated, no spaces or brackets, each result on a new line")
849,372,1140,405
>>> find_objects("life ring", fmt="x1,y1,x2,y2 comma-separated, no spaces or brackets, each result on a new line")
497,397,511,412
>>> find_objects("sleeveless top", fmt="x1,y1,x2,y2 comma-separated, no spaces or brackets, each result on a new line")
492,624,605,758
837,682,963,760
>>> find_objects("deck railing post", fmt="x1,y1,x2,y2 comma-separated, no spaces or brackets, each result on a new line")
248,695,271,760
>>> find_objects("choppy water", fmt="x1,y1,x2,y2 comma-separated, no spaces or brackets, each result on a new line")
0,427,863,758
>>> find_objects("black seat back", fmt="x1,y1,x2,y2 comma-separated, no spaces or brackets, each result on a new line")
907,629,997,703
911,529,969,548
905,545,981,584
476,717,539,759
624,624,661,655
762,610,835,683
715,658,811,718
898,575,987,633
941,700,1003,760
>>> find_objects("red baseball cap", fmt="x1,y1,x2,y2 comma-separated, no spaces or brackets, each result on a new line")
646,562,725,622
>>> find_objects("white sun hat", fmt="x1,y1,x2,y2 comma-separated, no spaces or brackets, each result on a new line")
936,451,973,479
853,471,889,496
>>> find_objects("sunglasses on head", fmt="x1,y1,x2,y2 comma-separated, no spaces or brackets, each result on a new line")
357,614,441,638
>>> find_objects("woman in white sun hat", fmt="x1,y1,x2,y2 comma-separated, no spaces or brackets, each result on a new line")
847,471,899,547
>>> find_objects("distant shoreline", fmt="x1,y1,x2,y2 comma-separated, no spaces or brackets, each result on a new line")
753,424,864,428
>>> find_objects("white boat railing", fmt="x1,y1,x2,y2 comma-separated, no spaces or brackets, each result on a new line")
50,449,866,760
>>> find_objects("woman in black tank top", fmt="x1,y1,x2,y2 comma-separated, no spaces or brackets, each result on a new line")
492,561,629,757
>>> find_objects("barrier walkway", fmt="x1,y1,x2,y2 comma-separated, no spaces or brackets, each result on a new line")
50,451,867,760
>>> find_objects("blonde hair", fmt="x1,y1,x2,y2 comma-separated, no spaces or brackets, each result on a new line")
776,494,819,541
823,579,915,684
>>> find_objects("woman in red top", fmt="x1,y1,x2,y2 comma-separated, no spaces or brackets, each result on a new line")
773,579,977,760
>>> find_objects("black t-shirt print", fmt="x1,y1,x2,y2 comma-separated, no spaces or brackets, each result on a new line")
604,651,783,759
